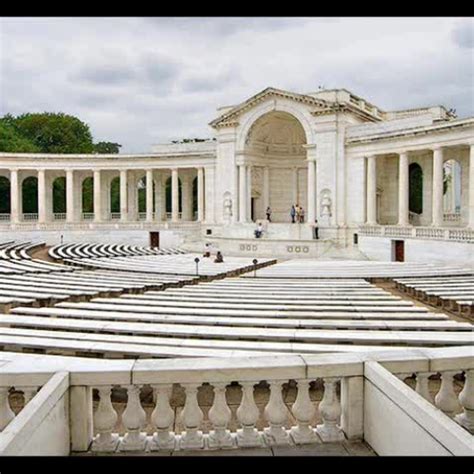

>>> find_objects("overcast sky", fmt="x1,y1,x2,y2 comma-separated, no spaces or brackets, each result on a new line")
1,17,473,153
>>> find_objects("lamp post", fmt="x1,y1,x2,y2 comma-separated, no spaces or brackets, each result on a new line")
252,258,258,278
194,257,200,276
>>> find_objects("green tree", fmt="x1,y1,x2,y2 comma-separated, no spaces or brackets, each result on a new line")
0,118,39,152
11,112,95,153
94,141,122,154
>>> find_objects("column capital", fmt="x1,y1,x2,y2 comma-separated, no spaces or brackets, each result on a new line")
431,145,444,152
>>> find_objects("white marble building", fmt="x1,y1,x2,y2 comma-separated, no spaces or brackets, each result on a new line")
0,87,473,262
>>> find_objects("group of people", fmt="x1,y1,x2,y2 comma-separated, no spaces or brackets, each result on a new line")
203,243,224,263
290,204,305,223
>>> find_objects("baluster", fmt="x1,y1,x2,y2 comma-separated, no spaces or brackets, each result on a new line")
415,372,433,402
150,384,175,450
263,381,290,445
455,370,474,433
0,387,15,432
180,383,204,450
91,386,119,452
434,371,461,417
290,379,317,444
316,377,344,442
119,385,147,451
208,383,234,449
236,381,263,447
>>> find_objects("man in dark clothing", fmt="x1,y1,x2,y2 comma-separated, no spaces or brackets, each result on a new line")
313,219,319,240
290,205,296,223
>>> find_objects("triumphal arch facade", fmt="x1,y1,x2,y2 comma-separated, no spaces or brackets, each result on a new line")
0,87,473,262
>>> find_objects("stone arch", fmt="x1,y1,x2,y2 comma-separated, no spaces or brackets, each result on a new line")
0,176,10,214
236,100,315,153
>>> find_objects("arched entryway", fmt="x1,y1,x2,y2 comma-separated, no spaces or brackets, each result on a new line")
22,176,38,215
0,176,11,216
409,163,423,221
242,111,308,223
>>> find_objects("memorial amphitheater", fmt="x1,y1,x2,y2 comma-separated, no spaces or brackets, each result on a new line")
0,87,473,457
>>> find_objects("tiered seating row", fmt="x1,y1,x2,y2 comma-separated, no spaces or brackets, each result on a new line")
251,259,474,279
48,243,186,260
58,254,276,277
4,278,472,359
0,269,198,313
0,240,74,274
394,276,474,318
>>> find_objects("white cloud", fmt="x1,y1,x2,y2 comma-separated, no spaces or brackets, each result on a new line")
0,17,472,153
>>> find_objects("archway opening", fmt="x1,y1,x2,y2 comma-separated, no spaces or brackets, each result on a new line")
22,176,38,214
244,110,307,222
82,177,94,214
52,177,66,214
192,176,198,220
0,177,11,214
110,177,120,214
409,163,423,217
165,177,182,214
136,176,156,215
443,159,462,224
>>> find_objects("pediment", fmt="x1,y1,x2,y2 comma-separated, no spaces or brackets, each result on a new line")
209,87,331,129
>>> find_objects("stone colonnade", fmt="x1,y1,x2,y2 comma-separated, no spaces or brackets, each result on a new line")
365,144,474,228
5,167,211,224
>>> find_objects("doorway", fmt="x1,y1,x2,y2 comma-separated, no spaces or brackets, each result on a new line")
393,240,405,262
149,231,160,248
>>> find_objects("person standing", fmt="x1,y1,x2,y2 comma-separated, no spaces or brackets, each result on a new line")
290,205,296,223
266,206,272,222
295,204,300,223
313,219,319,240
299,206,305,223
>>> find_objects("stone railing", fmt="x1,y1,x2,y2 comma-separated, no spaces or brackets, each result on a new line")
1,348,473,456
359,225,474,243
0,213,10,221
82,212,95,221
53,213,66,221
110,212,121,220
22,213,38,221
444,213,461,223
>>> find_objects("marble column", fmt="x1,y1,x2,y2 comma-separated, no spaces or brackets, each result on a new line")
398,152,409,226
154,172,165,221
171,168,179,222
146,169,154,222
120,169,128,221
366,155,377,225
263,167,270,215
239,165,247,223
93,170,102,222
38,169,47,223
246,165,252,221
469,145,474,229
10,169,20,224
66,169,75,223
181,175,192,221
307,158,316,223
432,147,444,227
197,168,204,222
205,167,215,224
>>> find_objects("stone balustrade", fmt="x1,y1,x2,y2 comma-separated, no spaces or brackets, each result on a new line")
359,225,474,243
0,347,473,455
